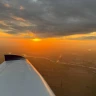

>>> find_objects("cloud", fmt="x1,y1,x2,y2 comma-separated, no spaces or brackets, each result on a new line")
0,0,96,38
0,21,9,26
72,36,96,40
11,16,26,22
4,3,10,8
20,6,24,10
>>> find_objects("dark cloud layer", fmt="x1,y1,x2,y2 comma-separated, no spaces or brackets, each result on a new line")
0,0,96,38
69,36,96,40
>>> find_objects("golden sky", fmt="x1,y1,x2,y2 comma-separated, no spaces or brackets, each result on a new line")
0,28,96,55
0,30,96,54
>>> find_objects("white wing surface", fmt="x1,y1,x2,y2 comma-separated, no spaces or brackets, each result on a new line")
0,55,55,96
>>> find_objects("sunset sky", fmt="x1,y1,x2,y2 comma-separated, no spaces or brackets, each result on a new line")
0,0,96,54
0,1,96,96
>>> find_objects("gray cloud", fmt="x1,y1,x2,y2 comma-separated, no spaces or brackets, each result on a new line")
0,0,96,38
69,36,96,40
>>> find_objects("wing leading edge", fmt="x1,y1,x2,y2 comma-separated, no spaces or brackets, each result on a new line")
0,55,55,96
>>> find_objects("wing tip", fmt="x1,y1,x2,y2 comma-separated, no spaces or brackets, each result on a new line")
4,55,25,61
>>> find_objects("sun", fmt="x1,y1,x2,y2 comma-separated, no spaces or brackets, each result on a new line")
32,38,42,42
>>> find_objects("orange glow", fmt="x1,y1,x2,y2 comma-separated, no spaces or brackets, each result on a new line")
0,36,96,57
32,38,42,42
0,31,96,54
0,31,13,38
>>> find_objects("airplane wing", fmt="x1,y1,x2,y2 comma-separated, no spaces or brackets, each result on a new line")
0,55,55,96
